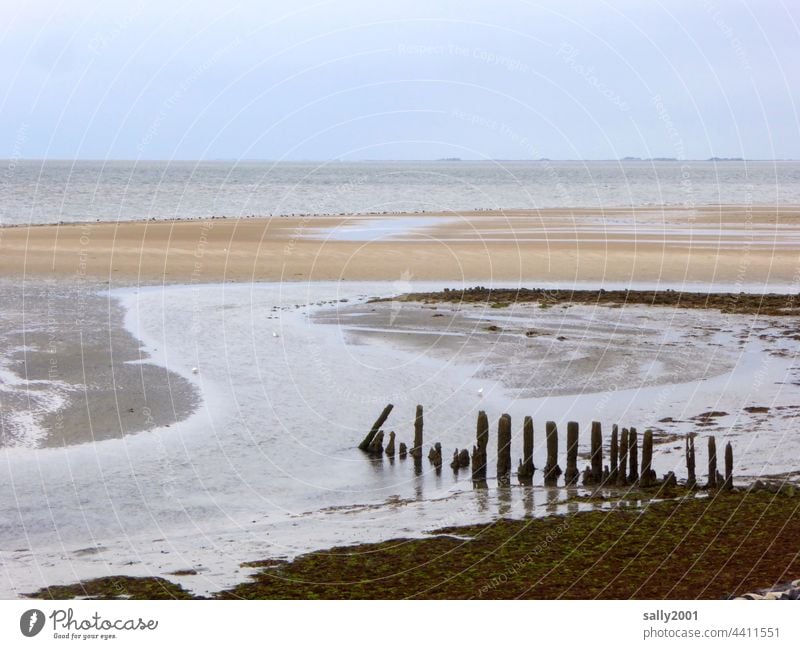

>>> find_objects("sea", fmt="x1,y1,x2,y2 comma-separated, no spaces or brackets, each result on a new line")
2,159,800,226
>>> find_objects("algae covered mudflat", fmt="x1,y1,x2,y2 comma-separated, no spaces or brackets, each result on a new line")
27,490,800,600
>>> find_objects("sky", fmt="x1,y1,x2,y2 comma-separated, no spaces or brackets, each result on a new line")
0,0,798,160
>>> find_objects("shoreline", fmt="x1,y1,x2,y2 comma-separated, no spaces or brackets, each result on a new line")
2,202,798,230
24,488,800,600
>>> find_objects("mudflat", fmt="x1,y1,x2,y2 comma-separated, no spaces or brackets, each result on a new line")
0,279,197,447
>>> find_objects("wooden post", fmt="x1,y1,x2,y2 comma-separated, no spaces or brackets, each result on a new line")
565,421,579,485
497,414,512,486
411,405,424,460
686,434,696,488
640,429,653,487
450,450,460,471
544,421,562,486
591,421,603,484
367,430,384,455
518,416,535,483
428,442,442,469
707,436,717,489
358,404,394,450
628,427,639,484
458,448,470,468
385,431,396,457
610,424,619,484
617,427,628,486
724,442,733,490
398,442,407,459
472,410,489,482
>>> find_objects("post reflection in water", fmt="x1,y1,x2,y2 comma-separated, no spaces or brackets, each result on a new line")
546,487,561,514
474,485,489,513
522,486,534,517
566,487,579,514
497,484,512,516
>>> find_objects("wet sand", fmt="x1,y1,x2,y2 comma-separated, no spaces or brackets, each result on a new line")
2,205,800,285
0,279,197,447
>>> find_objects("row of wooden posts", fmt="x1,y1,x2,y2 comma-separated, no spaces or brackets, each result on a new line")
358,404,735,490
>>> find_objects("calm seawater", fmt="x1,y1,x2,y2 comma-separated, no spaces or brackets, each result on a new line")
1,160,799,226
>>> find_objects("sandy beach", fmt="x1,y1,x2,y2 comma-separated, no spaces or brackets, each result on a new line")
2,205,800,285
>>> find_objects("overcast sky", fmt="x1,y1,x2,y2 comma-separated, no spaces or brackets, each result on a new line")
1,0,798,160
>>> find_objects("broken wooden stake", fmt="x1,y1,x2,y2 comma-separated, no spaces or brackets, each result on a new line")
707,436,717,489
640,429,653,487
518,416,535,483
428,442,442,469
471,410,489,482
544,421,562,486
385,431,396,457
628,427,639,484
591,421,603,484
367,430,385,455
358,404,394,451
685,434,696,488
617,427,629,486
610,424,619,484
497,414,512,486
411,405,424,460
724,442,733,490
565,421,579,486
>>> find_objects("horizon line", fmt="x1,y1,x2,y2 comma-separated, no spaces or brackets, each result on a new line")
3,157,798,163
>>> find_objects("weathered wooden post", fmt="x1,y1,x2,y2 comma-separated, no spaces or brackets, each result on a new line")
685,434,696,488
591,421,603,484
358,404,394,450
428,442,442,469
411,405,424,460
707,436,717,489
610,424,619,484
640,429,653,487
458,448,470,468
628,427,639,484
398,442,408,459
724,442,733,490
544,421,562,486
367,430,384,455
497,414,512,486
450,450,460,471
471,410,489,482
518,416,535,483
565,421,580,485
385,431,396,457
617,427,628,486
608,424,619,485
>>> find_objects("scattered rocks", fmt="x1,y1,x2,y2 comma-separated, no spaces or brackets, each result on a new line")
743,406,770,414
